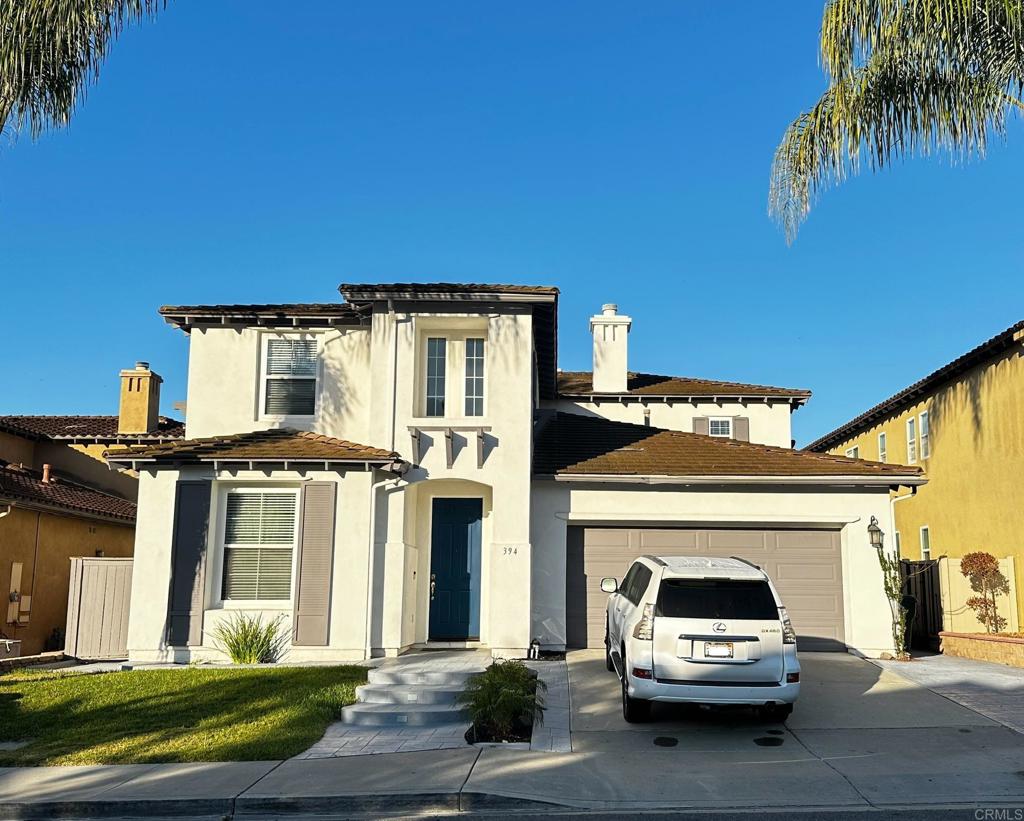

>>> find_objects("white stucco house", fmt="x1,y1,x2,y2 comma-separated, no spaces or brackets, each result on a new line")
109,283,924,663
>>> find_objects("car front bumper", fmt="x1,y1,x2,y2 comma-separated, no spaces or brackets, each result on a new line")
628,676,800,705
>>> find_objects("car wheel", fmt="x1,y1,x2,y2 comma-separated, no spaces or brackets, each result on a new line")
604,618,615,672
758,703,793,723
620,653,650,723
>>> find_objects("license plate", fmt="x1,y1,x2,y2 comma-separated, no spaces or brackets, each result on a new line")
704,641,734,659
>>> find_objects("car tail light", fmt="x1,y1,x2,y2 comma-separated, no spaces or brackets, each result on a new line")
632,603,655,640
786,672,800,683
779,607,797,645
632,667,653,679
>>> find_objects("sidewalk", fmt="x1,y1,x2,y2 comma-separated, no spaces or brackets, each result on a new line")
6,732,1024,818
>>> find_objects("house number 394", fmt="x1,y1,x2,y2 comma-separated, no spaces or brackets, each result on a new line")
502,547,518,556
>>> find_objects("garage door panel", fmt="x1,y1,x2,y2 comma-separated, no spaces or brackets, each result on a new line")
638,530,699,550
705,531,768,551
567,526,845,652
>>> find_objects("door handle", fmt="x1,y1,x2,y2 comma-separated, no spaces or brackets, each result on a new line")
430,573,436,601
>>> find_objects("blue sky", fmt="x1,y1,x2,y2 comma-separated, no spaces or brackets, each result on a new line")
1,2,1021,446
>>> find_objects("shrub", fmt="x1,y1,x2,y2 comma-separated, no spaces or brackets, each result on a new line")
212,613,287,664
960,552,1010,633
458,660,545,742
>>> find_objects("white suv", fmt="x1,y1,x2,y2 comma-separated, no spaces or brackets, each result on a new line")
602,555,800,723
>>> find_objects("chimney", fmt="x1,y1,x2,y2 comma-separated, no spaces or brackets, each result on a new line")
41,463,51,483
590,303,632,393
118,361,162,434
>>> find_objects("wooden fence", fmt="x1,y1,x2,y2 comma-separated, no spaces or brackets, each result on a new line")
64,557,133,661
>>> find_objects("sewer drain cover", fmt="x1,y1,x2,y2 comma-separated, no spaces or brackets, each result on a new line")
653,736,679,747
754,736,784,747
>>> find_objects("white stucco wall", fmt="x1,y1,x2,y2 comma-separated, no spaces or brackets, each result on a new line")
530,479,900,658
127,466,377,664
183,325,373,444
551,398,796,448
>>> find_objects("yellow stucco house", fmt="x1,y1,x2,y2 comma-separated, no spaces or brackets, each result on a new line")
805,319,1024,626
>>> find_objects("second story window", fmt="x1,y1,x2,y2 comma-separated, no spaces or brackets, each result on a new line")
919,411,931,459
262,336,318,417
425,337,447,417
845,446,860,458
920,526,931,559
709,418,732,437
906,417,917,464
878,432,887,463
465,338,485,416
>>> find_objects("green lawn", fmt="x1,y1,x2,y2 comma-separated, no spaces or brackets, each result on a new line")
0,665,366,766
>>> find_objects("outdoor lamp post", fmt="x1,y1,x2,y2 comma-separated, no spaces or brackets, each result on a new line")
867,516,884,549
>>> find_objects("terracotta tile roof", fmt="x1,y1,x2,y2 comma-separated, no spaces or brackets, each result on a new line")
105,428,405,469
534,413,923,482
805,319,1024,452
0,461,136,522
0,415,185,442
340,283,558,298
557,371,812,399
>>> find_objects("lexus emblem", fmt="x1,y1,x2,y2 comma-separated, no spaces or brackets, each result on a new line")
712,622,727,633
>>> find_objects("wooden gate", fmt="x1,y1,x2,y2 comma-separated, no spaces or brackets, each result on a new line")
64,557,133,660
901,559,942,652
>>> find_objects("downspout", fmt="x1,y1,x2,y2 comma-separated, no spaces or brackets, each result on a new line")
364,472,402,658
388,299,399,452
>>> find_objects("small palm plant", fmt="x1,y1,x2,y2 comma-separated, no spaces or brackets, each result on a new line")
212,613,287,664
458,660,546,742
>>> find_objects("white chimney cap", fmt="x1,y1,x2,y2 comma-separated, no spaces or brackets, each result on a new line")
601,303,618,316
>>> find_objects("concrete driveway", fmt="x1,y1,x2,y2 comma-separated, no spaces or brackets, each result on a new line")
559,649,1024,808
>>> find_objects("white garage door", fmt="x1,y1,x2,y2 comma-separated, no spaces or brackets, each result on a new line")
566,527,845,651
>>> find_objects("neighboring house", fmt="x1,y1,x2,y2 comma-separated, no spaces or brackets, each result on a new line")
0,363,184,655
805,320,1024,625
109,285,923,665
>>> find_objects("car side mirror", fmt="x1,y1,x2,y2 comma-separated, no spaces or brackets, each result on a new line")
600,577,618,594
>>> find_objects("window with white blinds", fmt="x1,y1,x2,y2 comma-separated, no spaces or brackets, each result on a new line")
263,337,318,416
222,491,298,600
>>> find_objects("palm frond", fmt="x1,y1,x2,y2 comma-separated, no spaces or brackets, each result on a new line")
772,0,1024,241
0,0,163,138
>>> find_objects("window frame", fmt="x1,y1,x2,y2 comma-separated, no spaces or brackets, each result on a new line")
906,417,917,464
415,330,489,420
919,411,931,459
845,446,860,459
217,485,301,607
464,337,485,417
919,525,931,560
258,332,322,422
424,336,448,418
708,417,733,438
877,432,887,463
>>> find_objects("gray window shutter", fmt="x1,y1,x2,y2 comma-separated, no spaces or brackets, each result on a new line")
167,480,212,646
733,417,750,442
693,417,709,435
292,482,337,646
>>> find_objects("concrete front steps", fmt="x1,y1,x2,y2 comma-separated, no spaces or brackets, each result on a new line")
341,652,486,729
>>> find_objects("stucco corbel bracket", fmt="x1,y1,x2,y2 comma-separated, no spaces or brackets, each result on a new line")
444,428,454,469
475,428,485,469
410,428,422,463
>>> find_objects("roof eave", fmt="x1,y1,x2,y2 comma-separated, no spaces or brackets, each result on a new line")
558,393,811,404
340,289,557,304
160,311,365,333
0,496,136,525
106,455,408,474
543,472,926,487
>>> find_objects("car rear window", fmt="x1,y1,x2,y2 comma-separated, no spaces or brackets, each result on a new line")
655,579,778,620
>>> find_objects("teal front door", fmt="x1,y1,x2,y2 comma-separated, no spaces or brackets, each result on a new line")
429,498,482,641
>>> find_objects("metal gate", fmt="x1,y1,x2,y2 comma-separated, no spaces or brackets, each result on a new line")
900,559,941,651
64,557,133,660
